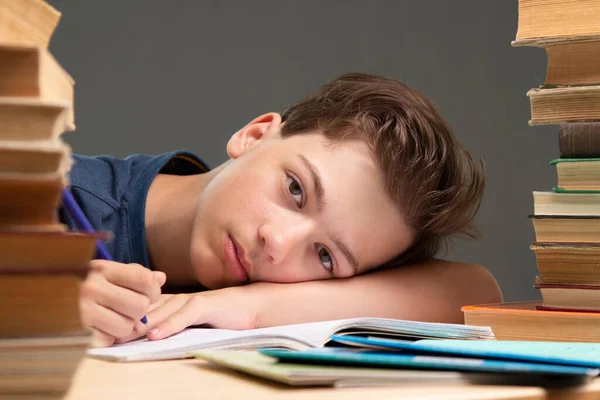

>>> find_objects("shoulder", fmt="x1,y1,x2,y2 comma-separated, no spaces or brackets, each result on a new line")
68,151,209,205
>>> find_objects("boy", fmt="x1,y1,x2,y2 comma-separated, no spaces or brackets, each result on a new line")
64,73,502,347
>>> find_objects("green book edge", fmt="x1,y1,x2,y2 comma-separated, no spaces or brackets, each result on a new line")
553,187,600,194
550,158,600,165
540,83,600,89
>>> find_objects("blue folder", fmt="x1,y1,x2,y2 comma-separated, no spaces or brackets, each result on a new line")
329,335,600,368
259,347,599,378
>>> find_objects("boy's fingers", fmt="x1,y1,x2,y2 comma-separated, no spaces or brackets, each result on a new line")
83,301,136,339
102,263,162,303
147,297,202,341
81,274,151,320
90,328,116,348
114,295,182,344
153,271,167,288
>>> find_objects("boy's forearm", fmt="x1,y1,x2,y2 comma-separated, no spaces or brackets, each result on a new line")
243,259,503,328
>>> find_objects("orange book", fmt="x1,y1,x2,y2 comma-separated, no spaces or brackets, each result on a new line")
0,274,87,337
0,176,64,228
0,231,98,270
462,301,600,342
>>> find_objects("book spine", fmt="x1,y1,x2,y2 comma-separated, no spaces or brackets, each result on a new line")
559,123,600,158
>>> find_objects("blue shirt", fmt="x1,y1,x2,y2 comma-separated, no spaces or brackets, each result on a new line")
59,151,209,268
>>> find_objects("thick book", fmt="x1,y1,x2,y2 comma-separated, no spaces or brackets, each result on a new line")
527,85,600,126
0,274,88,337
512,0,600,46
535,277,600,312
87,318,494,362
259,348,598,380
533,191,600,216
0,231,97,270
552,158,600,191
0,334,90,397
330,336,600,369
0,44,75,130
193,350,467,387
542,40,600,86
531,215,600,243
0,0,61,47
559,123,600,158
462,301,600,342
0,98,69,141
0,176,64,228
531,242,600,285
0,140,71,175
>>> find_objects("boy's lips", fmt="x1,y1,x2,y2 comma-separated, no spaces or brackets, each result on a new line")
224,234,251,283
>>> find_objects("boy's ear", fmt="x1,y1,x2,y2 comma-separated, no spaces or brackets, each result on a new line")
227,112,282,159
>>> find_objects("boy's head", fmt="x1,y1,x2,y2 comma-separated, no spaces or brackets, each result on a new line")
189,73,485,289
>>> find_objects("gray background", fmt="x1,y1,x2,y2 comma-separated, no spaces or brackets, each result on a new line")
47,0,556,302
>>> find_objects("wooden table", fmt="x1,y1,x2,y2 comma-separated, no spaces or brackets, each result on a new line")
63,357,600,400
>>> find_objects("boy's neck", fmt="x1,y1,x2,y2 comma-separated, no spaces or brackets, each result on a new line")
144,169,215,286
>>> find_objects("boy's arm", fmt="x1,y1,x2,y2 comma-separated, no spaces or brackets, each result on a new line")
248,259,502,327
133,259,502,341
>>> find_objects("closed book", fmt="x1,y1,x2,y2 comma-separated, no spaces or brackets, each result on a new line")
527,86,600,126
0,0,61,47
531,215,600,243
531,242,600,285
535,277,600,312
542,40,600,86
462,301,600,342
0,231,97,270
0,334,91,397
552,158,600,191
0,274,87,337
0,140,71,175
0,176,63,228
559,123,600,158
0,44,75,130
0,98,69,141
513,0,600,46
533,191,600,216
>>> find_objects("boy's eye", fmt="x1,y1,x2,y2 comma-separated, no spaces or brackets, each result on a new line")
316,244,334,273
286,174,304,207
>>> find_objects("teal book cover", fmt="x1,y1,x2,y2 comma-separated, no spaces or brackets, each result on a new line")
330,336,600,368
259,348,599,378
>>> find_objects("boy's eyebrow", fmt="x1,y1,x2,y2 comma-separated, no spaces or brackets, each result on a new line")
331,233,360,276
297,154,360,275
298,154,325,213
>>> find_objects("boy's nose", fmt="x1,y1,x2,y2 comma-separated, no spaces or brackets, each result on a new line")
258,217,312,265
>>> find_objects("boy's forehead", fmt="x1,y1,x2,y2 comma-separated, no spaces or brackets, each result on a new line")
277,132,372,158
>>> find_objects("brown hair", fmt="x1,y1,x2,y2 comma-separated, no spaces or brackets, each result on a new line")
280,72,485,268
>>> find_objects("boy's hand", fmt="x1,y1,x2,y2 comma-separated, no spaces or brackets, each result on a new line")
114,286,259,344
80,260,167,347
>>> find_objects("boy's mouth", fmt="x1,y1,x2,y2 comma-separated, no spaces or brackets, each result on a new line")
224,234,251,283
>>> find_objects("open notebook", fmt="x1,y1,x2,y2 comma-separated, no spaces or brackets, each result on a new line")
87,317,494,362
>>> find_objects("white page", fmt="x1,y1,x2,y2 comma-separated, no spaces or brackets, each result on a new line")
87,317,493,362
88,319,346,362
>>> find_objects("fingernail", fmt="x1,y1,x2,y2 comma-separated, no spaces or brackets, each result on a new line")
149,329,160,337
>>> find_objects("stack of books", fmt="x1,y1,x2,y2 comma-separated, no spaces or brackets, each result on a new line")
463,0,600,342
0,0,97,397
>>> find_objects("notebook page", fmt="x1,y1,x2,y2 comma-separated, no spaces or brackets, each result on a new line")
416,340,600,366
88,319,346,362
